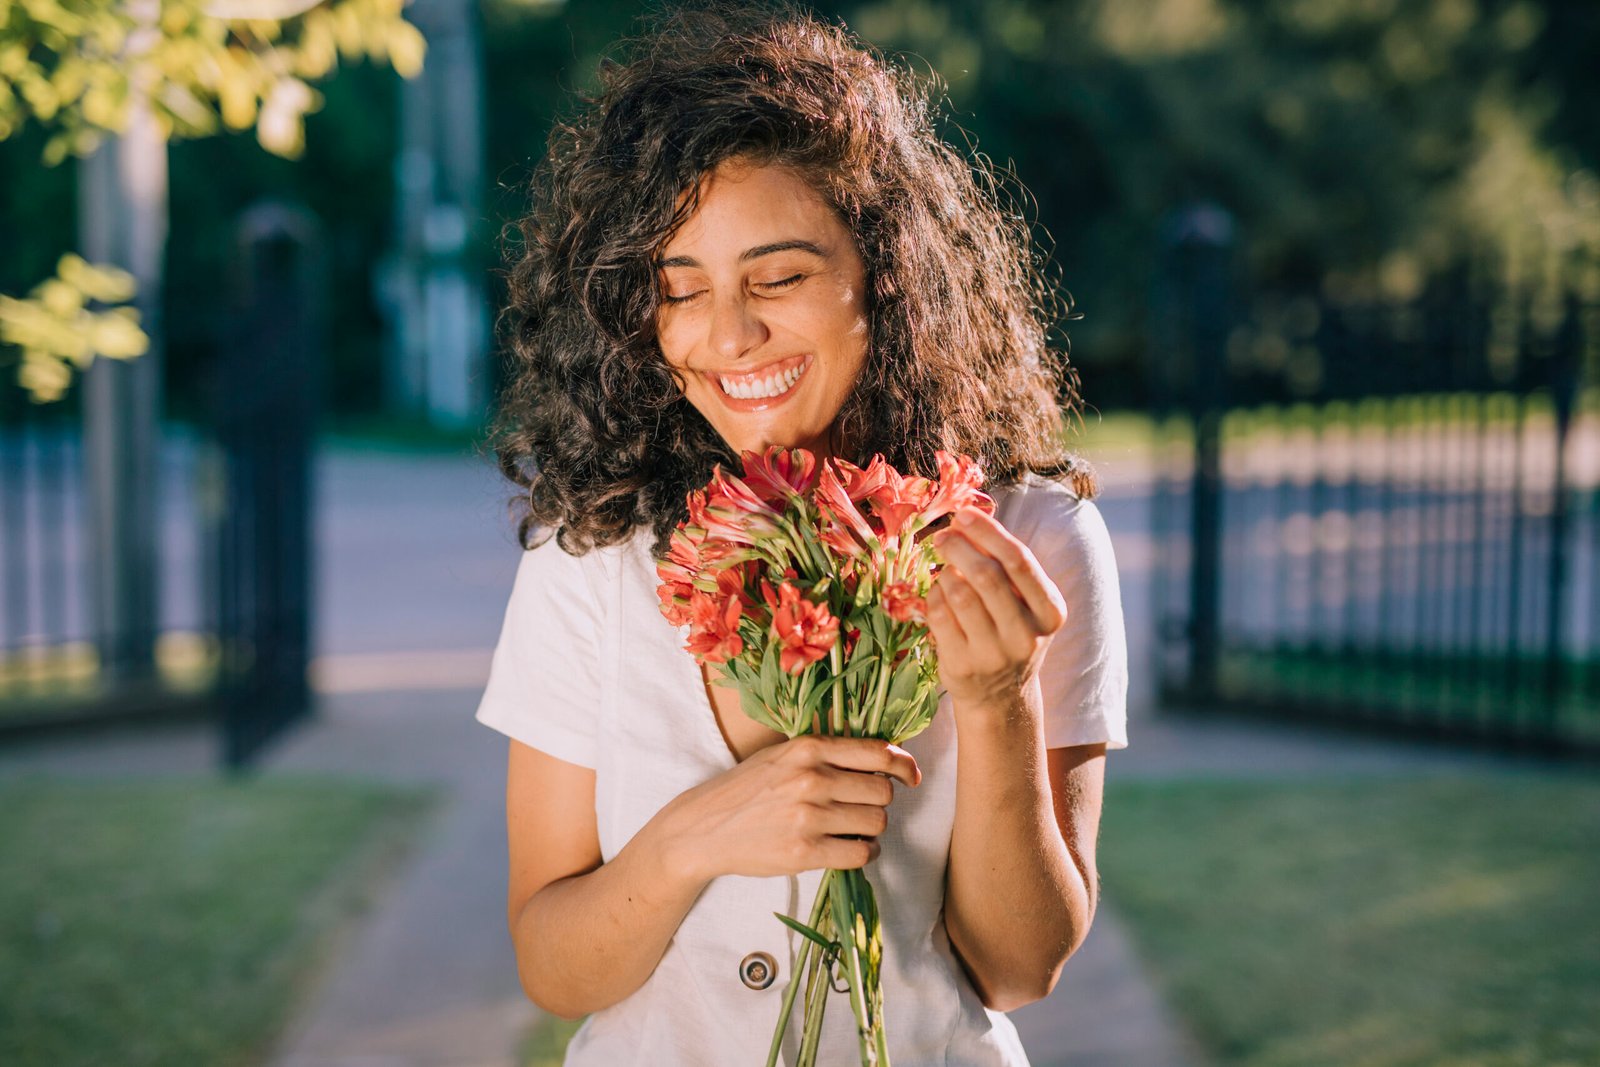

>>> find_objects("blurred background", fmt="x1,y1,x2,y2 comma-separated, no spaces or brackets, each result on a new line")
0,1,1595,1065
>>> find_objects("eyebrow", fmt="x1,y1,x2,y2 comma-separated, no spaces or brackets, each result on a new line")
653,239,829,269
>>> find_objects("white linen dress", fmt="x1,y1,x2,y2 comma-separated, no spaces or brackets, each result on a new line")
475,470,1130,1066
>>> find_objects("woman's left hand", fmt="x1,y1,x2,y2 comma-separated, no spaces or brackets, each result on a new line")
925,507,1068,714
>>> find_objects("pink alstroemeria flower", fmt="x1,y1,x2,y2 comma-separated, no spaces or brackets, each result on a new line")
867,450,996,538
922,450,998,526
880,581,927,625
699,467,787,545
697,504,783,547
708,464,785,519
761,580,839,675
815,461,878,557
740,445,820,505
655,523,709,625
832,454,897,503
713,561,759,614
686,588,744,666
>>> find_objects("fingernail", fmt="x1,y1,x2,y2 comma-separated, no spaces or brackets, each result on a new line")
953,510,974,526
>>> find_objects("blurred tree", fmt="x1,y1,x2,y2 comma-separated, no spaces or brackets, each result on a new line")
477,0,652,404
0,0,430,694
0,253,147,401
834,0,1600,406
0,0,427,402
11,0,1591,413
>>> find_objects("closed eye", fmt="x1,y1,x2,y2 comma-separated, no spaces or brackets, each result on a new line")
659,274,805,305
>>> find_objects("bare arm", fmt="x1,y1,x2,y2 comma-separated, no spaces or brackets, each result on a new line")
504,739,707,1020
942,685,1105,1011
501,733,919,1020
924,505,1114,1012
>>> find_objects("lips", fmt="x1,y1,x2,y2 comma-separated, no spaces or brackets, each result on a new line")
710,353,813,411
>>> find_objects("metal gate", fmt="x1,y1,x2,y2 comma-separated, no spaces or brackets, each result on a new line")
1151,204,1599,753
0,201,324,768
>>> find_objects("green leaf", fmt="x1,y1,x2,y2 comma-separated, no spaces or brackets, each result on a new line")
774,912,839,954
715,658,751,689
868,611,890,650
739,686,782,732
848,618,878,659
759,638,781,696
839,652,877,688
885,661,920,708
802,675,832,724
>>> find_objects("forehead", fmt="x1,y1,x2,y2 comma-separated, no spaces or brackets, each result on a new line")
661,160,839,254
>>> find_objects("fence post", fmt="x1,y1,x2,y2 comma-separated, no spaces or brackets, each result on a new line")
1542,289,1582,737
1158,203,1236,704
214,202,325,770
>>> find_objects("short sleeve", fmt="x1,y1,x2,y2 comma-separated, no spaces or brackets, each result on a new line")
1008,487,1130,751
474,535,605,768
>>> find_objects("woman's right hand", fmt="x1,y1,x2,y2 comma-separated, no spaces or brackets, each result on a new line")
668,734,922,882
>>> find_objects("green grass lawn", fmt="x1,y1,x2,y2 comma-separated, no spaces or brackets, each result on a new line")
1100,773,1600,1067
0,775,434,1067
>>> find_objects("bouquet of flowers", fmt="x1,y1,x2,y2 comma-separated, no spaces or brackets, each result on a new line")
654,445,995,1067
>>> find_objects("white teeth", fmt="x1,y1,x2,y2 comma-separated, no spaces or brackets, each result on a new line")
720,357,808,400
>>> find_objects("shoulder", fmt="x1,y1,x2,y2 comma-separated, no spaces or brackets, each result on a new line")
509,527,630,613
993,472,1116,573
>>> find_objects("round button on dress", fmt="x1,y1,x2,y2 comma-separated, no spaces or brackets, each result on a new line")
739,950,777,990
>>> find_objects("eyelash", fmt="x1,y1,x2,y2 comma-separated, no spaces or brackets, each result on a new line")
661,274,804,305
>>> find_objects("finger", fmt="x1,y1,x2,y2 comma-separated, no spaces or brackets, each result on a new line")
838,769,898,807
822,800,891,839
926,580,968,653
933,566,1002,649
809,762,897,806
818,833,879,870
815,736,922,787
934,532,1043,650
946,510,1067,633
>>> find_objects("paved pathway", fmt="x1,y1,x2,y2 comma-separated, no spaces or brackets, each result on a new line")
262,688,535,1067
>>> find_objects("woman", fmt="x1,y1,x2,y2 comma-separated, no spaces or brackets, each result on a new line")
475,4,1129,1064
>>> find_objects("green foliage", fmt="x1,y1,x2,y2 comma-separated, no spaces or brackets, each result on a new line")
7,0,1594,411
831,0,1600,405
0,0,427,403
0,252,147,401
0,0,425,164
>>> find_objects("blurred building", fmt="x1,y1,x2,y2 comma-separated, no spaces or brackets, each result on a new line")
376,0,491,429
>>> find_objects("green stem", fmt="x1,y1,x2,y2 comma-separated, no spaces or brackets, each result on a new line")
829,641,845,734
863,653,893,738
779,510,831,581
799,899,834,1067
766,869,835,1067
833,869,878,1065
795,668,816,736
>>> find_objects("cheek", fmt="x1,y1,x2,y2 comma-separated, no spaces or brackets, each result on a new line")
655,320,695,372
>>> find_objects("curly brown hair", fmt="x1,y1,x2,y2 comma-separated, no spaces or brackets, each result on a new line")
490,0,1096,557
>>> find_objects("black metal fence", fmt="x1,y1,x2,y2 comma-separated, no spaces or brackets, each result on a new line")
0,202,323,767
1152,205,1599,753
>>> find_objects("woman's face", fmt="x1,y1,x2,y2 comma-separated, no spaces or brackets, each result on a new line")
654,157,870,466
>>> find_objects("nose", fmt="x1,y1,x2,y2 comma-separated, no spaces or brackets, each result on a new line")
706,288,768,361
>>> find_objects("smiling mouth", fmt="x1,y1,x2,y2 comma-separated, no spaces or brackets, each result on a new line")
713,354,813,401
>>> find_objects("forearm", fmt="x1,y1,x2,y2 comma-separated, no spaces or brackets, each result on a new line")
513,799,708,1019
944,685,1092,1012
